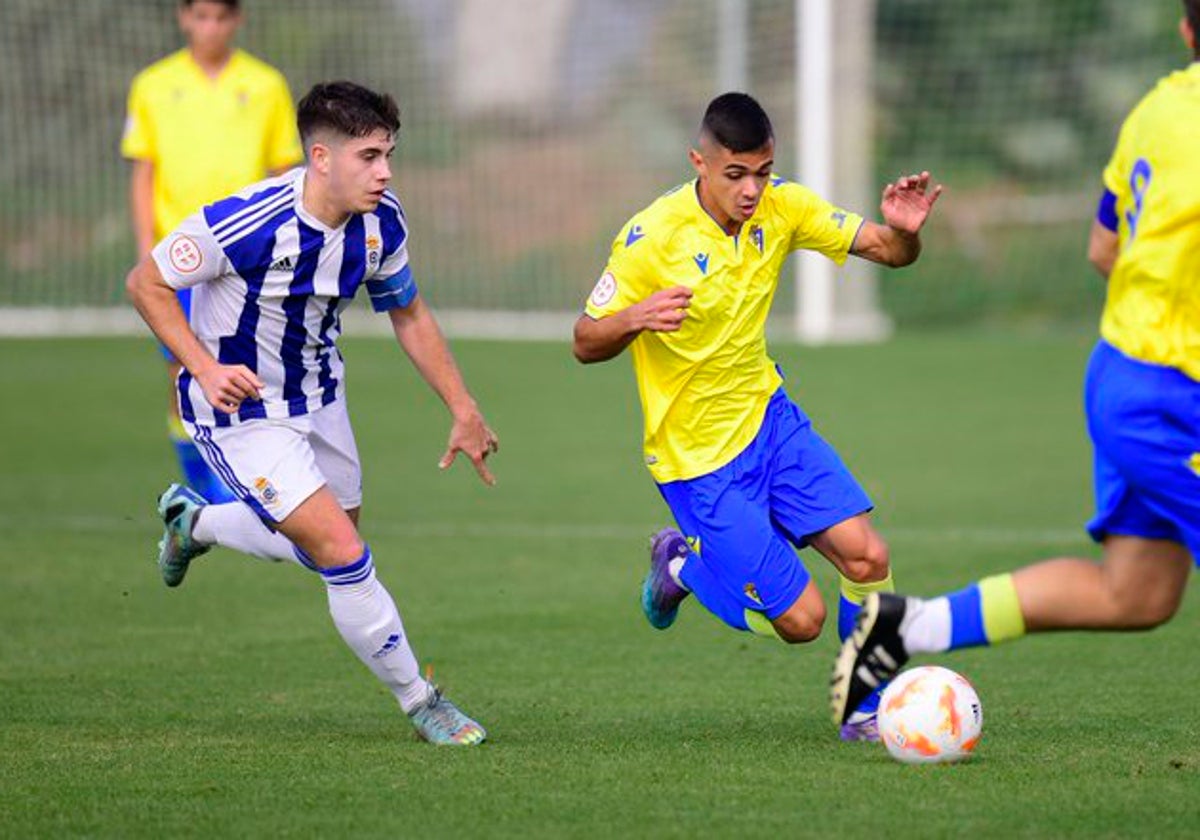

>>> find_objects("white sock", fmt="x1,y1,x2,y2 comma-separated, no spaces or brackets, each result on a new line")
321,548,430,713
192,502,302,565
668,556,689,590
900,596,952,654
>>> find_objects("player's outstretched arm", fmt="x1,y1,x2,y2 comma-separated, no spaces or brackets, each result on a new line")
851,171,943,267
387,295,499,486
572,285,693,364
125,258,262,413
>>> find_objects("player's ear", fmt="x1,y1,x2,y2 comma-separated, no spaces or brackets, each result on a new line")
309,142,330,174
688,147,705,177
1181,16,1196,53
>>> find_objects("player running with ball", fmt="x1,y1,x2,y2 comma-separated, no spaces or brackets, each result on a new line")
574,92,941,741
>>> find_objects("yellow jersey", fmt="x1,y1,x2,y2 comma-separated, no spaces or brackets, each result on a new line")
585,178,862,482
1099,62,1200,381
121,48,302,238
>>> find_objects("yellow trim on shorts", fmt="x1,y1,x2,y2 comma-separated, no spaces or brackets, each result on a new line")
743,609,783,640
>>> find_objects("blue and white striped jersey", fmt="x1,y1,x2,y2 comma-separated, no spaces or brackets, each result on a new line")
152,167,417,427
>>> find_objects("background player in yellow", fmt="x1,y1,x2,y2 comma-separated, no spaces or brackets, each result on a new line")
573,92,941,741
122,0,302,502
832,0,1200,728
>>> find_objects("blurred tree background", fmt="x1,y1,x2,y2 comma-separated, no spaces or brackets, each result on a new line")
0,0,1185,328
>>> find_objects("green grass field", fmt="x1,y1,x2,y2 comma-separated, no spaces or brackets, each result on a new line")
2,333,1197,838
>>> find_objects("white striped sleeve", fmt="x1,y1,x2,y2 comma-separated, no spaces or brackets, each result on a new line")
151,212,228,289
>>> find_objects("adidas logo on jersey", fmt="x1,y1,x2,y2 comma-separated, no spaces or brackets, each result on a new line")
268,255,296,273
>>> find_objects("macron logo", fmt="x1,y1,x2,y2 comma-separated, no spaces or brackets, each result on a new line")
625,224,645,247
693,252,709,275
269,255,296,273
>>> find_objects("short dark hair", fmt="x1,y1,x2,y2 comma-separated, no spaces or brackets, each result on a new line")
297,81,401,150
180,0,239,8
1186,0,1200,56
699,92,773,153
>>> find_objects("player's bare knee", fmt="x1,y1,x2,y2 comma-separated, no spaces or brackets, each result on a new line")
841,538,890,584
309,535,366,569
771,606,825,644
1115,590,1182,629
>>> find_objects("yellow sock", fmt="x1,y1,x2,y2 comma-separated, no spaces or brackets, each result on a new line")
839,570,895,605
979,573,1026,644
167,412,189,442
838,571,894,639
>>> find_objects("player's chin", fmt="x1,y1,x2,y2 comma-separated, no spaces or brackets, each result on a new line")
359,193,385,212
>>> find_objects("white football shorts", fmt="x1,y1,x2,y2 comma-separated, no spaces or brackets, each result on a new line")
186,400,363,523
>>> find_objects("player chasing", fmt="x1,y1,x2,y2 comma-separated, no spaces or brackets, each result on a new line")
573,93,941,741
831,0,1200,728
127,81,498,745
122,0,303,503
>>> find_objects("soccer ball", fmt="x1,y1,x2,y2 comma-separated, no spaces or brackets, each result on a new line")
878,666,982,764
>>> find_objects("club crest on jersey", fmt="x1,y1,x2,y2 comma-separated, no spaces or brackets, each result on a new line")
749,224,764,253
168,235,203,274
694,252,710,275
589,271,617,307
253,476,280,506
366,234,382,268
625,224,645,247
743,582,763,605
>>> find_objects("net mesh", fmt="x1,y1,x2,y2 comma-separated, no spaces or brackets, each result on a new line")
0,0,1184,329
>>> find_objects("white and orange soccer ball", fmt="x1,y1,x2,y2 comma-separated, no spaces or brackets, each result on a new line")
877,666,982,764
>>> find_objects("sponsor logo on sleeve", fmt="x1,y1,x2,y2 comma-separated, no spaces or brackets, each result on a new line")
589,271,617,307
168,235,203,274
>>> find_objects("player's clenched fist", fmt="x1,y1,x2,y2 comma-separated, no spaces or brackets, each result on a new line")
195,363,264,413
635,285,693,332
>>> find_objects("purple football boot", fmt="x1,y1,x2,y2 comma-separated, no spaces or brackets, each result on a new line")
641,528,691,629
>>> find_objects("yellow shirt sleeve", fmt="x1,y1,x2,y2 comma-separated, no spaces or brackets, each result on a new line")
264,73,303,171
584,218,657,320
120,74,154,161
776,181,862,265
1101,116,1134,201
